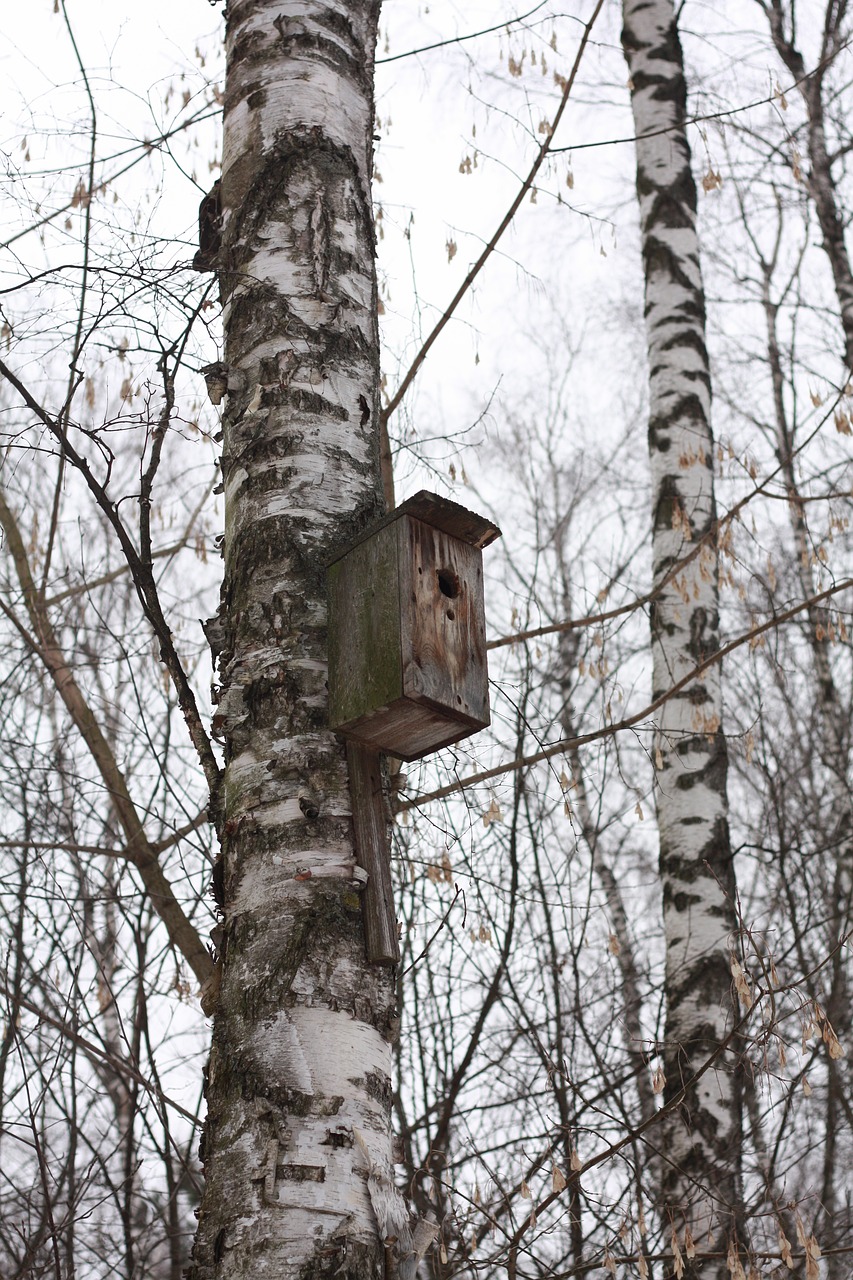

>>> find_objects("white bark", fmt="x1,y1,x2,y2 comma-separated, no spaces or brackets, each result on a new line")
622,2,743,1272
188,5,398,1280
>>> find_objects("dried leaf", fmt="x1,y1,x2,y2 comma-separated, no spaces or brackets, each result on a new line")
551,1163,566,1192
730,955,753,1010
570,1147,581,1173
778,1227,793,1269
652,1066,666,1095
520,1179,531,1200
482,797,502,828
825,1024,845,1059
671,1227,684,1279
727,1240,746,1279
684,1226,696,1259
608,933,621,956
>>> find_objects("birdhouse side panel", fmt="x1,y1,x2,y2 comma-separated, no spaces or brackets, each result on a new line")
398,516,490,730
327,526,403,733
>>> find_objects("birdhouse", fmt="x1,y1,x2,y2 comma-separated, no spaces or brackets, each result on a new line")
327,491,501,761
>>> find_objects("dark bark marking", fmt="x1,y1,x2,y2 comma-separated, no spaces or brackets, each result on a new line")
277,1163,326,1182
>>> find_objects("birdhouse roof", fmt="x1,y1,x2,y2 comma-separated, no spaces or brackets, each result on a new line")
328,490,501,565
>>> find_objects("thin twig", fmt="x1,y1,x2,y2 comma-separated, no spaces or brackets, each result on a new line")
381,0,606,427
400,575,853,810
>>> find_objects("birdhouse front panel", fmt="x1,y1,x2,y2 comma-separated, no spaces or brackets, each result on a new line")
399,516,488,729
327,492,500,761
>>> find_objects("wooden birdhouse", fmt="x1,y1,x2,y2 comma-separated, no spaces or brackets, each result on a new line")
327,491,501,761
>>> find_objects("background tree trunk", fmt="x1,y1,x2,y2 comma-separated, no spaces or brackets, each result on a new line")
622,2,743,1272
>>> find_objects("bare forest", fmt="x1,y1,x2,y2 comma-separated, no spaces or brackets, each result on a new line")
0,2,851,1279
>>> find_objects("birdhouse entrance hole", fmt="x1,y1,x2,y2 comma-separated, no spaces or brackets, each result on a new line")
437,568,460,599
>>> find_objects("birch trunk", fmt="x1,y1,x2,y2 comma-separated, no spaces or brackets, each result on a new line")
188,5,400,1279
622,3,742,1271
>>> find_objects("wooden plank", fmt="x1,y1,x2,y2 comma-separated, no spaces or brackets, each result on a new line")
400,516,490,727
397,491,501,549
326,490,501,566
346,742,400,965
341,696,481,760
328,522,402,732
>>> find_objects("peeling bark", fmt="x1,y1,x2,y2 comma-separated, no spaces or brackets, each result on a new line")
189,5,398,1279
622,2,742,1272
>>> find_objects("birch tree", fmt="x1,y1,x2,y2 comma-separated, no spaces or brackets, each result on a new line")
186,4,402,1278
622,1,743,1269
